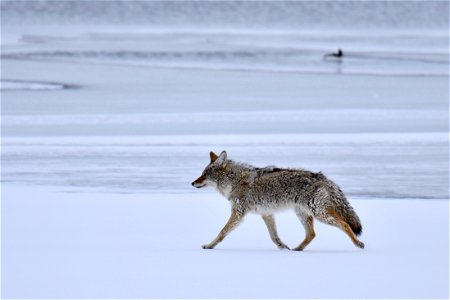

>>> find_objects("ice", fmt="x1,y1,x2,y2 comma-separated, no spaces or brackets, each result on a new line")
0,79,66,91
2,57,448,200
2,133,448,199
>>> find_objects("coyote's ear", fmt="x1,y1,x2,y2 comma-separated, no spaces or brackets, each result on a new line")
210,151,218,163
216,150,227,166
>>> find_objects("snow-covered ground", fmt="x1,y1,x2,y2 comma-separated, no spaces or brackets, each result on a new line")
2,186,449,299
2,1,449,299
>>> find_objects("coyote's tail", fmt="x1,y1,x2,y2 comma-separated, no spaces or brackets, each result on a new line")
319,182,363,236
343,208,363,236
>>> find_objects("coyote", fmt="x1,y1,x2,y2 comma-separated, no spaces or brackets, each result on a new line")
192,151,364,251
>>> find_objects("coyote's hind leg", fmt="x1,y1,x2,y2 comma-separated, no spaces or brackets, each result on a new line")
292,209,316,251
262,214,290,250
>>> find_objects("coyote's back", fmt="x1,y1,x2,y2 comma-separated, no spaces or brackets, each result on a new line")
192,151,364,250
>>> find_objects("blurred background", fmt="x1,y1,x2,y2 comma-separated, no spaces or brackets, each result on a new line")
2,1,449,75
2,1,449,198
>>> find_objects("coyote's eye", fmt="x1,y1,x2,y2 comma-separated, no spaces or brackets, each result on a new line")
203,168,211,177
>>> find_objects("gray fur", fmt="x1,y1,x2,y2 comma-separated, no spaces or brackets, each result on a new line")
192,151,364,250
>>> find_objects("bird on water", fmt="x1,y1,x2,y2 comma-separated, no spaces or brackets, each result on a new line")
324,49,343,60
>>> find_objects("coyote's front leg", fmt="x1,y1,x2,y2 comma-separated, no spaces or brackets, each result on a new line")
202,208,244,249
262,214,290,250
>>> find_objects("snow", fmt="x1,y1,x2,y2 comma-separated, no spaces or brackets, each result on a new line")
2,186,448,299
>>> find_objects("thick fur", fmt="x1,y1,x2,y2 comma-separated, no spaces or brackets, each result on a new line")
192,151,364,250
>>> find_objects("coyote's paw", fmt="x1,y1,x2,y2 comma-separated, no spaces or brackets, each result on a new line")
277,243,290,250
291,246,305,251
356,241,365,249
202,244,215,249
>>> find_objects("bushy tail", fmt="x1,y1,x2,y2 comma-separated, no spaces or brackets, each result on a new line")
320,180,363,236
349,217,362,236
343,208,363,236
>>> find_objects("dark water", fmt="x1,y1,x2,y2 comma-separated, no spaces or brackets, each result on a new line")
2,1,448,29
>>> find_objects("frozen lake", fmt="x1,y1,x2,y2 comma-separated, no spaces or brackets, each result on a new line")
2,59,448,199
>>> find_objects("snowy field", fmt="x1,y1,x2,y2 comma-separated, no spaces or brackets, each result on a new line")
2,1,449,299
2,186,449,299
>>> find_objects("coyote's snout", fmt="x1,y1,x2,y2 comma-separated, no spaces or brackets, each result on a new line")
192,151,365,251
192,175,207,188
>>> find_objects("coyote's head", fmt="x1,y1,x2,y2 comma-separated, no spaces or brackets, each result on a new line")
192,151,227,188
